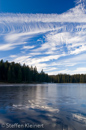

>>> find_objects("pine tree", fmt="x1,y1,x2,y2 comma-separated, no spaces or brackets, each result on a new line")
8,66,12,82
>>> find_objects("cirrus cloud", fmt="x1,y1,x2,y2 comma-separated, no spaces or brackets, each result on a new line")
0,1,86,74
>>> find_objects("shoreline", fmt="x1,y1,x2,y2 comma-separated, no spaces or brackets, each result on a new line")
0,82,86,87
0,82,51,86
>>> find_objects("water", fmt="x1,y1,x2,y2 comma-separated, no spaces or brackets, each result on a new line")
0,83,86,130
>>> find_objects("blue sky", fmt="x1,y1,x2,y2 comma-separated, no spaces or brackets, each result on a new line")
0,0,75,14
0,0,86,75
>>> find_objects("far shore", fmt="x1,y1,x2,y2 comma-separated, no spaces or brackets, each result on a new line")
0,82,86,86
0,82,51,86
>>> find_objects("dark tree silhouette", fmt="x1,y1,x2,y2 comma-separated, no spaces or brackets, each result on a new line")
0,60,51,83
0,59,86,83
50,74,86,83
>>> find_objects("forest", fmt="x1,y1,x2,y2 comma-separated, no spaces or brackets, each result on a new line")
0,60,51,83
0,60,86,83
51,74,86,83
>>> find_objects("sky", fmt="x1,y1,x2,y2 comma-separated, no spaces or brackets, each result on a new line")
0,0,86,75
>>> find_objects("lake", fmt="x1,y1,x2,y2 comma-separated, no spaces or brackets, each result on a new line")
0,83,86,130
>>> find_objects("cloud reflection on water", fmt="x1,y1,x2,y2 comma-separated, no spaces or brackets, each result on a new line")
73,113,86,123
0,84,86,130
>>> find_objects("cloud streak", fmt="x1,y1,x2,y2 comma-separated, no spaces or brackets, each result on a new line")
0,4,85,23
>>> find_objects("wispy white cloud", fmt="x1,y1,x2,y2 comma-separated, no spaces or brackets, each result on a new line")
22,45,35,50
0,44,15,51
0,1,86,74
0,4,85,23
10,55,17,58
48,67,86,75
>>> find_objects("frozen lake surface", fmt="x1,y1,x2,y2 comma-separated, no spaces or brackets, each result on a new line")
0,83,86,130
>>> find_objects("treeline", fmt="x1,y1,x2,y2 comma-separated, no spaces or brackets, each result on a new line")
0,60,86,83
51,74,86,83
0,60,51,83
